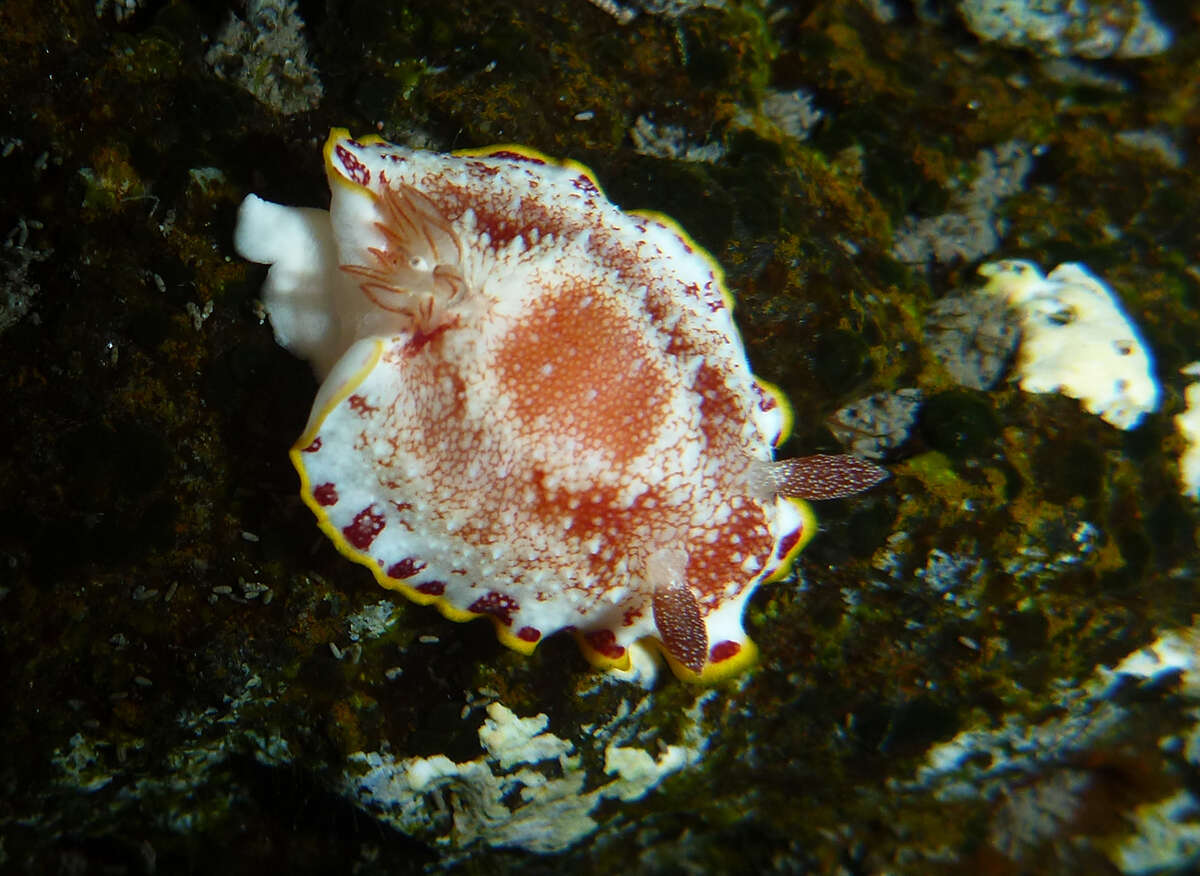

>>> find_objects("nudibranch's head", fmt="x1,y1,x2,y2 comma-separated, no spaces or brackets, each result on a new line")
235,129,886,683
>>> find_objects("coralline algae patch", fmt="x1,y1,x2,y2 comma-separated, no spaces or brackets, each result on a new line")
977,259,1160,431
957,0,1173,60
49,669,296,836
900,623,1200,871
340,697,707,853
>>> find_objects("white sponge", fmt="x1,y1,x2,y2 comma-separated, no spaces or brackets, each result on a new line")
979,259,1160,430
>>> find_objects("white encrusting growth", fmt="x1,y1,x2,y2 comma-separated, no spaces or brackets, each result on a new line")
980,259,1160,430
342,698,706,850
1175,363,1200,500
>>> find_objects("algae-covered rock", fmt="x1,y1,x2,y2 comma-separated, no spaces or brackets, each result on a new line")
2,0,1199,872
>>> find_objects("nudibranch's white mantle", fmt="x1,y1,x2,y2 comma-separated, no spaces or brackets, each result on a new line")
235,129,885,682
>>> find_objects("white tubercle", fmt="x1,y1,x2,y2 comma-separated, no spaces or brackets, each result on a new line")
979,259,1160,430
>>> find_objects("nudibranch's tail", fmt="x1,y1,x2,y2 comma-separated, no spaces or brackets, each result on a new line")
646,548,708,674
755,454,889,501
341,183,467,331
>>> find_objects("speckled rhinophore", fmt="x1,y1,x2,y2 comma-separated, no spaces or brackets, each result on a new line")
235,129,886,682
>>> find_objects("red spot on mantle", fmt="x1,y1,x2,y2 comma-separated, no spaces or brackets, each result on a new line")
416,580,446,596
710,640,741,663
572,174,600,195
302,437,322,453
516,626,541,643
342,506,385,549
313,483,338,506
347,394,378,416
406,319,455,355
387,557,426,579
488,149,545,165
468,591,519,626
776,528,802,559
335,144,370,186
584,629,626,660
